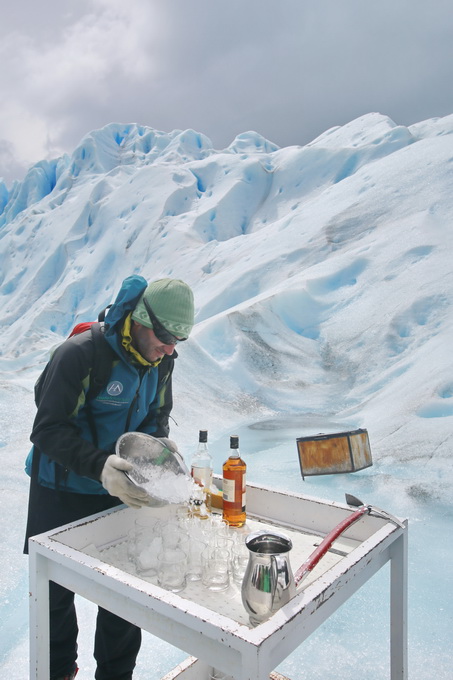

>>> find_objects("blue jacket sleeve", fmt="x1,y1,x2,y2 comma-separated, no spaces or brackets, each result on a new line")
30,334,112,481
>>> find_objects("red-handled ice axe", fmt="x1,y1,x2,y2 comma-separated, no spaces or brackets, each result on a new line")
294,494,404,587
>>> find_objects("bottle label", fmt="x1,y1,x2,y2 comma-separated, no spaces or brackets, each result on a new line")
222,477,236,502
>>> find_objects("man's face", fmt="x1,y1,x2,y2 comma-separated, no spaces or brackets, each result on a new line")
130,322,176,362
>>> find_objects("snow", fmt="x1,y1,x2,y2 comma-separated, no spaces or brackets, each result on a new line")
1,112,452,679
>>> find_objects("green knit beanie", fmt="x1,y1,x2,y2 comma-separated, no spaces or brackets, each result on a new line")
131,278,195,338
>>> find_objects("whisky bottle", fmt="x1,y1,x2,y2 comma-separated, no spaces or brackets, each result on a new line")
222,435,246,527
190,430,213,508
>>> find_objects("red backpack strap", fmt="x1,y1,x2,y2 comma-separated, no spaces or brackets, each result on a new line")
68,322,94,337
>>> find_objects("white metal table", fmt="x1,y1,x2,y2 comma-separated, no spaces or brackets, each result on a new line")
28,481,408,680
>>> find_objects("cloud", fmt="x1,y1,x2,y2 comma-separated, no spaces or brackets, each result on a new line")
0,0,159,183
3,0,156,108
1,0,453,187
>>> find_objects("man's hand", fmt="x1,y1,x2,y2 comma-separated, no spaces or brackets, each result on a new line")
100,455,150,508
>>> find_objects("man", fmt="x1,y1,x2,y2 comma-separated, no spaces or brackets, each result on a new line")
24,275,195,680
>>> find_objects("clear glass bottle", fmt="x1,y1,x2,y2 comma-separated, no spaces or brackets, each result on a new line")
190,430,213,509
222,435,246,527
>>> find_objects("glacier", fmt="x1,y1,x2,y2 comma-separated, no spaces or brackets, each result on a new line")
0,112,452,679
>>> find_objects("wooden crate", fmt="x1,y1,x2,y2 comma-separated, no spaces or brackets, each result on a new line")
297,428,372,478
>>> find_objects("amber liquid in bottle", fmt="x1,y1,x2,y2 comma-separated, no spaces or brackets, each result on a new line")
222,435,246,527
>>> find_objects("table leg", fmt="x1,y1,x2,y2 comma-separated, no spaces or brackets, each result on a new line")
29,550,50,680
390,527,408,680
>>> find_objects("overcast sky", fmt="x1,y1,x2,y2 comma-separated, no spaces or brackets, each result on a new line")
1,0,453,187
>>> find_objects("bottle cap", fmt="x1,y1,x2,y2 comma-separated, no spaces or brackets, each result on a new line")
199,430,208,443
230,435,239,449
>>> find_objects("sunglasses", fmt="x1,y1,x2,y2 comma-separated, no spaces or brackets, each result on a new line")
143,298,187,345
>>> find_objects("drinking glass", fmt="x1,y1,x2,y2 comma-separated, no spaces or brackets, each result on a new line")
201,547,230,591
175,504,190,523
161,520,189,553
215,531,234,551
231,541,249,585
133,516,162,576
157,548,187,592
186,536,207,581
201,515,227,548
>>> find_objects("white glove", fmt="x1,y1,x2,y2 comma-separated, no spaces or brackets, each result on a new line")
100,455,150,508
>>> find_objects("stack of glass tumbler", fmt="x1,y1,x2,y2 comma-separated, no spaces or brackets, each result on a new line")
128,505,250,593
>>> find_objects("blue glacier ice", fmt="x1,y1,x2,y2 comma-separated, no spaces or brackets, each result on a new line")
1,112,452,679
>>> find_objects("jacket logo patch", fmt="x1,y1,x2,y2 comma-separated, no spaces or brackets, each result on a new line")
107,381,124,396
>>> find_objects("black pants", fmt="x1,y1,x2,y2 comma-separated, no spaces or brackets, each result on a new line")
25,478,141,680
